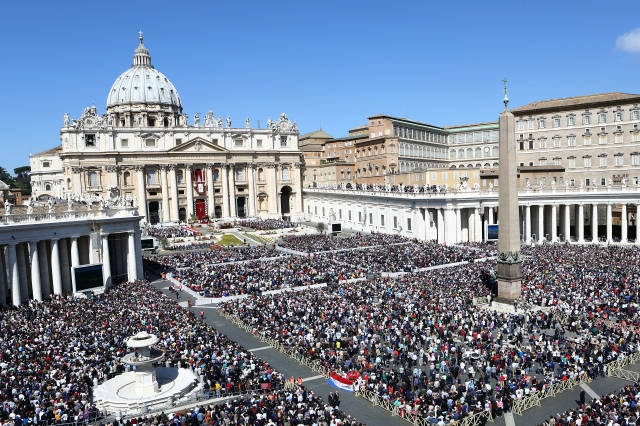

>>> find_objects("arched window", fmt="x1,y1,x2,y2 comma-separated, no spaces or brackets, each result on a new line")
458,149,465,159
282,167,290,180
123,171,131,186
493,162,499,167
492,146,499,156
258,168,264,181
400,143,405,156
147,169,157,185
213,169,219,182
235,167,244,181
450,150,457,159
466,148,473,158
475,147,482,158
88,171,99,187
45,183,51,191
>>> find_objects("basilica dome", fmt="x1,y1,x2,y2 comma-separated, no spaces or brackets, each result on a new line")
106,35,182,111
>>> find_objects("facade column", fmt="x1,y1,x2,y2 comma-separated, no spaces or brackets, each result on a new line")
169,165,179,222
221,164,230,217
292,163,303,215
564,204,571,242
248,164,257,216
474,206,482,242
128,231,138,281
102,234,112,288
437,208,445,244
29,242,42,302
37,241,51,299
50,239,63,295
551,204,557,242
525,205,532,244
592,204,598,243
622,204,628,244
445,207,456,244
455,208,462,243
538,205,545,243
7,243,20,307
160,165,170,222
488,207,495,225
468,208,475,242
578,204,585,243
17,244,29,303
269,165,278,215
135,165,147,222
228,164,237,217
606,203,613,243
206,164,216,219
185,164,194,218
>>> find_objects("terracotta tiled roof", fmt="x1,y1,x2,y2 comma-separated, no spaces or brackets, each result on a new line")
31,145,62,156
299,129,333,139
511,92,640,114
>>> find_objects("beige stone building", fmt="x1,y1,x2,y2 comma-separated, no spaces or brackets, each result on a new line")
36,35,303,223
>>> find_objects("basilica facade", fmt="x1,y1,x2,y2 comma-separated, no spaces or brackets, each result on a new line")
32,35,303,223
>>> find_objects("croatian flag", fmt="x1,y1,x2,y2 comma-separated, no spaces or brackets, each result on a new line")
329,372,354,392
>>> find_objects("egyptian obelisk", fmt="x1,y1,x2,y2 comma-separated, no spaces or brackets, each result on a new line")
496,78,522,300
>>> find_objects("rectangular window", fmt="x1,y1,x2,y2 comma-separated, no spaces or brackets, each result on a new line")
518,121,525,130
494,178,498,187
315,206,318,215
235,139,244,147
533,177,538,185
633,132,640,142
120,138,129,148
615,134,623,144
280,136,287,147
380,215,385,226
599,135,607,145
635,177,639,185
586,179,591,186
553,138,561,148
358,212,361,222
633,155,640,166
538,119,546,129
539,159,546,166
393,216,398,229
539,139,547,148
568,136,576,146
369,213,373,224
177,172,183,183
85,134,96,147
615,112,623,122
256,139,263,147
88,172,98,187
442,172,447,180
541,177,546,185
583,115,591,125
431,173,436,180
528,141,534,149
553,118,560,128
42,161,50,168
527,121,534,130
598,113,606,124
601,178,606,186
599,156,607,167
145,138,155,147
407,218,411,231
583,136,591,146
235,168,244,181
519,141,524,150
554,158,561,166
584,157,591,168
633,110,640,120
568,158,576,169
322,207,325,217
348,211,351,221
616,156,623,166
453,172,459,180
568,116,575,126
175,138,182,145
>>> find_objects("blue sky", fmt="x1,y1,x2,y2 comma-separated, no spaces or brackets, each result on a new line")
1,0,640,173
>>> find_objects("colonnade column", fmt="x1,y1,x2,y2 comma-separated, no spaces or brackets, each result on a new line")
606,203,613,243
592,204,598,243
70,237,80,269
437,208,445,244
51,239,63,295
29,242,42,302
538,205,545,243
102,234,111,288
160,165,170,223
551,204,557,242
578,204,585,243
135,165,147,221
445,207,456,244
621,204,628,244
474,207,482,242
488,208,494,225
37,241,50,299
128,232,138,281
453,208,460,243
228,165,237,217
169,165,179,222
0,246,6,306
185,164,194,218
7,243,20,307
221,164,230,217
564,204,571,242
525,205,531,244
17,244,29,303
248,164,256,216
206,164,216,219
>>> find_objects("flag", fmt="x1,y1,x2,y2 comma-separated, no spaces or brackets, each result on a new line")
329,372,354,392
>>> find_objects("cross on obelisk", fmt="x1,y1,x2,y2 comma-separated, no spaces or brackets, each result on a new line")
495,76,522,301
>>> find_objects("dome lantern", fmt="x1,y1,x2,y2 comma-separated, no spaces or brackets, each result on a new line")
133,31,153,68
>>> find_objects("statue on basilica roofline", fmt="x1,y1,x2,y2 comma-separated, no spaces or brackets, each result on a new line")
203,109,215,127
194,112,201,127
246,117,250,128
63,113,70,127
226,116,232,128
180,113,189,127
217,116,223,128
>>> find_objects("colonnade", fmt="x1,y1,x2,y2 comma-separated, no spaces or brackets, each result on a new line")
0,231,140,307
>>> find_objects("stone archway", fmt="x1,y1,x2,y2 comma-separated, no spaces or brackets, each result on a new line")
280,186,292,215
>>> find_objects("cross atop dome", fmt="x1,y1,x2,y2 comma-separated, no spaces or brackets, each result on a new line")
133,31,152,68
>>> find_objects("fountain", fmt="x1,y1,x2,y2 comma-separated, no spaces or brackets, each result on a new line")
94,331,201,414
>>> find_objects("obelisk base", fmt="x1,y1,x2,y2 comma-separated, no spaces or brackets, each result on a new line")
496,261,522,300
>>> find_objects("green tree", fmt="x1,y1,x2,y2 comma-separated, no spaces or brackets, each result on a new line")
14,166,31,185
0,167,14,186
316,222,326,234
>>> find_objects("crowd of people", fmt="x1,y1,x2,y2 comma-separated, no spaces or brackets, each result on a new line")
143,224,196,239
220,243,640,423
147,246,283,271
277,233,410,253
238,219,297,230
